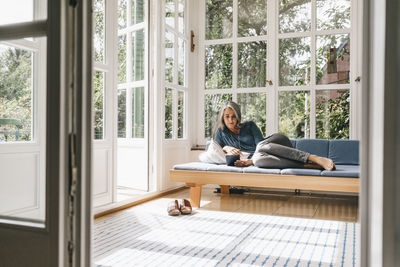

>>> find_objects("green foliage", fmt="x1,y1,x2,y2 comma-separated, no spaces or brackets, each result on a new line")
316,90,349,139
93,71,104,139
165,88,173,138
0,46,32,141
278,91,310,138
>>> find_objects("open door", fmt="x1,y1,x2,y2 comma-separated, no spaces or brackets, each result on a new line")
0,1,92,266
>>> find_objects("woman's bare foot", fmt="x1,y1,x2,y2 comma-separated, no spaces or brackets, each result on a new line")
308,155,336,171
234,159,253,167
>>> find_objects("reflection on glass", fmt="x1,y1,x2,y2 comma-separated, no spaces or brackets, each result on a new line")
317,0,350,30
165,88,173,139
118,89,126,138
132,29,145,81
206,0,233,40
118,0,127,29
238,0,267,37
178,0,185,34
0,0,47,26
237,93,267,136
205,44,232,89
0,44,33,142
132,87,144,138
93,71,104,140
238,41,266,88
178,38,185,86
204,94,232,138
94,0,105,63
279,91,310,139
316,34,350,85
279,0,311,33
165,0,175,28
118,34,127,83
165,31,174,83
132,0,145,25
316,89,349,139
178,91,184,138
279,37,311,86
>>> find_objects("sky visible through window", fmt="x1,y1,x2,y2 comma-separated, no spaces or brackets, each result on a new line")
0,0,33,26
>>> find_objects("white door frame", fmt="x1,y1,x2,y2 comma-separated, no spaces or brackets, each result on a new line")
0,0,92,266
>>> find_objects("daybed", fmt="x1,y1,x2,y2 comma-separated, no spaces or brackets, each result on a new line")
169,139,360,208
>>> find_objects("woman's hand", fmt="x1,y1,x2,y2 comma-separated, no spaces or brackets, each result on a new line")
223,146,242,155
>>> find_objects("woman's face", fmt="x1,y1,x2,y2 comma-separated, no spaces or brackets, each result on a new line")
223,107,238,132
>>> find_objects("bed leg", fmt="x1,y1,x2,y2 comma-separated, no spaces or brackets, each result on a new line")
220,185,230,194
186,183,202,208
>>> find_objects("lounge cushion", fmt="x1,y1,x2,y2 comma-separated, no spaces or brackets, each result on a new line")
321,165,360,178
295,139,329,158
280,168,322,176
207,164,245,173
173,162,214,171
242,166,281,174
328,140,359,165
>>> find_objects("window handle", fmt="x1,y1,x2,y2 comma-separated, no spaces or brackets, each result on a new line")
266,79,273,85
355,76,361,82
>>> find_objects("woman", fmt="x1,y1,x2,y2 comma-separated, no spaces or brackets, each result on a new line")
213,101,335,171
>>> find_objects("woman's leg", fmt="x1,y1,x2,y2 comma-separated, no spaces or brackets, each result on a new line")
256,134,310,163
252,151,305,169
254,133,335,170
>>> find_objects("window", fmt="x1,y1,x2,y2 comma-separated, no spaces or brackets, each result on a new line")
0,39,45,142
163,0,188,140
202,0,355,140
117,0,147,140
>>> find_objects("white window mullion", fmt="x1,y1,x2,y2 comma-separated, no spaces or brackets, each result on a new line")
199,0,206,144
232,0,238,102
268,0,277,135
350,0,359,139
310,0,317,139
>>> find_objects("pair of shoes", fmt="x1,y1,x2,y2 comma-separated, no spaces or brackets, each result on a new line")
167,199,192,216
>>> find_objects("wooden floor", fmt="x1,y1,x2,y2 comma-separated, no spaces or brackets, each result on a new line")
162,187,359,222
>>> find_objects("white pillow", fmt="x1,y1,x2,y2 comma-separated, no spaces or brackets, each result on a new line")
199,139,226,164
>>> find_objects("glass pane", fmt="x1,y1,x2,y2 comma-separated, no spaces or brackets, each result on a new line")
238,41,266,88
178,0,185,34
132,0,145,25
316,34,350,85
317,0,350,30
132,29,145,82
279,0,311,33
178,91,184,138
93,0,105,63
0,44,33,142
206,0,233,40
279,91,310,139
118,89,126,138
165,0,175,28
165,31,174,83
0,0,47,26
165,88,173,139
316,89,349,139
205,44,232,89
93,71,104,140
0,37,46,223
238,0,267,37
118,34,127,84
204,94,232,138
178,38,185,86
237,93,266,136
118,0,127,29
279,37,311,86
132,87,144,138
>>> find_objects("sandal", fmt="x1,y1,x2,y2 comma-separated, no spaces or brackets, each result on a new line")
167,200,180,216
180,199,192,215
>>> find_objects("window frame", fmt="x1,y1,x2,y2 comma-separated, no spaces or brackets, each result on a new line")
162,0,189,141
198,0,360,143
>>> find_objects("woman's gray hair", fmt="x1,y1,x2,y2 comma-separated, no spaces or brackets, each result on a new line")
212,101,243,138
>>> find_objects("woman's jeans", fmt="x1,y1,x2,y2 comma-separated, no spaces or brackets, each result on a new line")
252,133,310,168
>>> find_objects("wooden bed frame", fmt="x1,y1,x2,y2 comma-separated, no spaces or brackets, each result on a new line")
169,169,360,207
